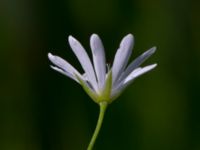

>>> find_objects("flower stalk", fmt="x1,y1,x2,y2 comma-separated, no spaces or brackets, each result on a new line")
87,101,108,150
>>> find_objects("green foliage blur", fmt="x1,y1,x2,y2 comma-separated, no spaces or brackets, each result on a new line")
0,0,200,149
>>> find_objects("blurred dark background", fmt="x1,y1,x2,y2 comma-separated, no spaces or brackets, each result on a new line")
0,0,200,149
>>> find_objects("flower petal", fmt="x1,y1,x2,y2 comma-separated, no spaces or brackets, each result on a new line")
111,64,157,99
50,65,79,83
117,47,156,83
90,34,106,90
112,34,134,85
124,64,157,85
48,53,81,82
68,36,98,92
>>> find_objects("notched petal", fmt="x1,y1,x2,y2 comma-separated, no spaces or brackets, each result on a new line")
112,34,134,85
48,52,82,81
50,65,79,83
124,64,157,85
118,46,156,82
90,34,106,90
68,36,98,92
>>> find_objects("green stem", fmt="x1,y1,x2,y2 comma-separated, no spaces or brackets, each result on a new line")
87,101,108,150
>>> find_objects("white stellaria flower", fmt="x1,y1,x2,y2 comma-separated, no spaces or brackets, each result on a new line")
48,34,157,104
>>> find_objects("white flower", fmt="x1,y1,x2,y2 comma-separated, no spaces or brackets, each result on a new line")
48,34,157,104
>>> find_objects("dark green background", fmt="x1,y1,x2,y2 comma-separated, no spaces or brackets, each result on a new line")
0,0,200,149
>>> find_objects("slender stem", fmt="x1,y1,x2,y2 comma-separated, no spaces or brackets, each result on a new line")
87,101,108,150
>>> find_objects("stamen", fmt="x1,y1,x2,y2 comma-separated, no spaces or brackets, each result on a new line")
106,63,110,72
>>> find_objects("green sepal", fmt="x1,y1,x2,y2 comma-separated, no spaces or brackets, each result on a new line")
75,71,113,104
75,74,99,103
98,70,112,103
